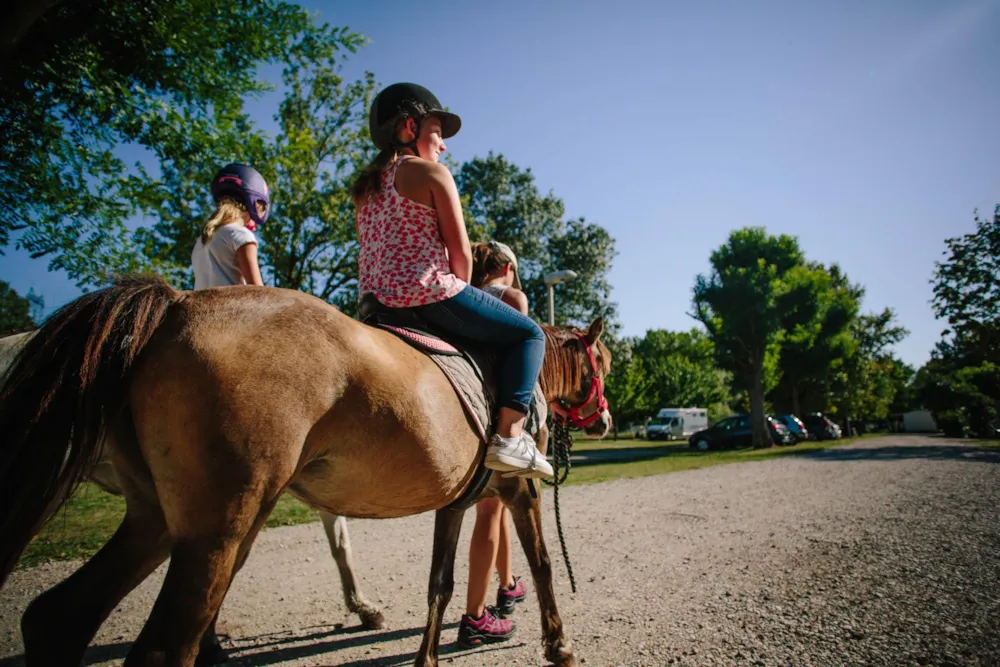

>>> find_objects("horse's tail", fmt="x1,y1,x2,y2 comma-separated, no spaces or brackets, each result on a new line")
0,275,178,587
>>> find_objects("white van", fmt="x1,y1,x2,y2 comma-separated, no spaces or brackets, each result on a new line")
902,410,938,433
645,407,709,441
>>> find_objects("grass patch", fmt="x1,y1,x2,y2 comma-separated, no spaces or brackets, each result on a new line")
20,484,127,569
18,487,317,569
968,439,1000,449
562,434,877,487
569,437,674,452
17,434,878,569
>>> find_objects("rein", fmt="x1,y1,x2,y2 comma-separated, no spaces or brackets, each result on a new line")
543,415,577,593
541,330,607,595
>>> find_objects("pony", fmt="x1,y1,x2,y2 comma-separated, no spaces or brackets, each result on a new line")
0,311,611,663
0,276,611,667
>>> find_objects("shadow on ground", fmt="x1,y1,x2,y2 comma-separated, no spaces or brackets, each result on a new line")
0,622,490,667
800,443,1000,464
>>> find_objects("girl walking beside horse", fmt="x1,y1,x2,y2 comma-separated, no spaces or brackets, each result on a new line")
457,240,534,647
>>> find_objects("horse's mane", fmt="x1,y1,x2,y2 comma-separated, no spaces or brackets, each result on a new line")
539,325,610,400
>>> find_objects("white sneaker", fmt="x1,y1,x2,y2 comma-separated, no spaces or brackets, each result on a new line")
485,432,554,479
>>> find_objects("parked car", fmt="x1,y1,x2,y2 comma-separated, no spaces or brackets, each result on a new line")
773,414,809,443
688,414,794,451
643,416,671,440
629,423,646,439
801,413,841,440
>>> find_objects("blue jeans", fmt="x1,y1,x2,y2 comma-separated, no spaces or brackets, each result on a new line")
416,285,545,414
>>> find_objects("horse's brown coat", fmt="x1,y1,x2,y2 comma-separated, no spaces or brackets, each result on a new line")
0,277,610,667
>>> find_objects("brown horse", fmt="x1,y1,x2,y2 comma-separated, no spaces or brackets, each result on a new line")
0,307,611,662
0,276,611,667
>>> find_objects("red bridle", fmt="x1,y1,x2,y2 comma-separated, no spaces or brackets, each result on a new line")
549,331,609,429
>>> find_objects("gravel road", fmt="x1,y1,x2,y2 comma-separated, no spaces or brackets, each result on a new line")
2,434,998,666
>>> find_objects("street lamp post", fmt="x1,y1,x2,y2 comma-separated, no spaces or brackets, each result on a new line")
543,269,578,326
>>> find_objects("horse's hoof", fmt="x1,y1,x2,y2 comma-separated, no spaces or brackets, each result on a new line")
195,641,230,666
545,641,578,666
359,605,386,630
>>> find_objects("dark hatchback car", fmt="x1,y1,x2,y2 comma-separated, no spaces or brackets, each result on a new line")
688,414,794,451
773,414,810,443
801,413,842,440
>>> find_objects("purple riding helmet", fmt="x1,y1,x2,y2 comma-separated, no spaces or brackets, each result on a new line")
210,163,270,231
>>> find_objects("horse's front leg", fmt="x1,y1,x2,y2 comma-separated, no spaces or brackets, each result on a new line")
319,511,385,629
503,479,579,666
414,507,465,667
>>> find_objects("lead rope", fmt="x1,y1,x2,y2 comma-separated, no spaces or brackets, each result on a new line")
543,415,577,593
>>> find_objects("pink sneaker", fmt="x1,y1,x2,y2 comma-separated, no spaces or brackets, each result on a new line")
457,606,516,647
495,576,527,617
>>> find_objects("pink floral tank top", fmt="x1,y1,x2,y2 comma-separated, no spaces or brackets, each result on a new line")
357,156,466,308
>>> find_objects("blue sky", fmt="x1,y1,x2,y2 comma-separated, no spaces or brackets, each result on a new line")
2,0,998,368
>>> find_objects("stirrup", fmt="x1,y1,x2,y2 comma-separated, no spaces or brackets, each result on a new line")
501,468,538,479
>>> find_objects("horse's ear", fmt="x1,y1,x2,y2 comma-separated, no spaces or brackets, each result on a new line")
585,317,605,345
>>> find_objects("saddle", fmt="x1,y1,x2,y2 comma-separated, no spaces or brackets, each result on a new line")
357,294,546,510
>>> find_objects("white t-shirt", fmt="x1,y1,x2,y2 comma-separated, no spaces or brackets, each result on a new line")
191,224,258,290
482,283,508,300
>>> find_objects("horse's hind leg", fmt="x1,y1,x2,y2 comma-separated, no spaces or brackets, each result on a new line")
502,480,580,667
21,501,170,666
125,481,285,667
320,512,385,629
195,541,254,667
414,508,465,667
194,502,281,667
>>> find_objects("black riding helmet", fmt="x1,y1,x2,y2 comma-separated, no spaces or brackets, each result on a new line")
368,83,461,156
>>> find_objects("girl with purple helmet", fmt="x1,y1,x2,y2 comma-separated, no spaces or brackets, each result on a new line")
192,163,270,289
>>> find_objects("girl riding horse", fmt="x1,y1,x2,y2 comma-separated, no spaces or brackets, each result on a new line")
352,83,552,480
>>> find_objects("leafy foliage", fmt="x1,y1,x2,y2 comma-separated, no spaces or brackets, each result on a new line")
130,33,375,313
456,153,618,328
770,263,861,416
832,308,910,428
0,281,40,334
932,206,1000,337
0,0,362,289
692,227,803,447
914,206,1000,438
604,329,731,429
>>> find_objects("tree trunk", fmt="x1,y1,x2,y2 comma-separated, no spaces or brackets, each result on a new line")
791,383,801,419
749,362,770,449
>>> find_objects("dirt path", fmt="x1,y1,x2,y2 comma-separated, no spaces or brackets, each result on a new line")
2,435,999,666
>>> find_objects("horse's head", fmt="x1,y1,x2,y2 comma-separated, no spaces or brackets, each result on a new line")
541,317,613,439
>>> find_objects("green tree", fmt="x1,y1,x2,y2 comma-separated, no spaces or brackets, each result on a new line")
832,308,909,430
632,329,732,421
131,36,375,313
886,358,918,416
917,206,1000,437
1,0,356,286
916,352,1000,438
456,153,619,328
0,282,37,334
692,227,804,447
456,153,563,262
770,263,862,416
932,205,1000,338
535,218,619,328
602,335,650,429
